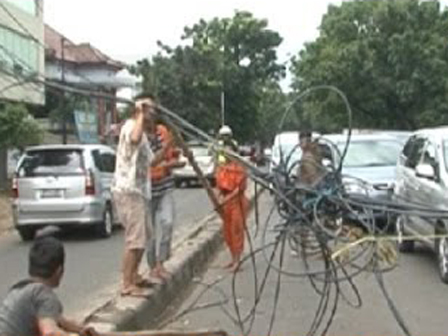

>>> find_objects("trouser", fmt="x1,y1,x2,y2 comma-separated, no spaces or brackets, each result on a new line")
146,190,175,268
114,192,151,250
222,192,249,258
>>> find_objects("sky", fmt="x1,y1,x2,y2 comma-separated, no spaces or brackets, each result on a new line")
43,0,448,91
43,0,345,67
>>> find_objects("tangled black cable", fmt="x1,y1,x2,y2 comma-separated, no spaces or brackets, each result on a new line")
152,86,448,336
6,69,441,335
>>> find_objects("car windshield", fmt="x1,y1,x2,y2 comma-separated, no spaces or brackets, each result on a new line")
273,143,301,162
191,147,209,157
18,149,84,177
338,139,402,168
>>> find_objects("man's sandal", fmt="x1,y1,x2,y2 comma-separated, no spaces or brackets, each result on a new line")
120,286,151,298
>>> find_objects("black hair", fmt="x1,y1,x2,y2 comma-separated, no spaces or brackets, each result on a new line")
29,236,65,279
299,130,312,140
134,92,156,102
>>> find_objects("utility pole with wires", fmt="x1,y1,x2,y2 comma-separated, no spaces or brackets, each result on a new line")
60,37,67,144
220,91,225,126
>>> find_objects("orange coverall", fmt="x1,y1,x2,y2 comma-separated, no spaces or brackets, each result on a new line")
216,161,249,259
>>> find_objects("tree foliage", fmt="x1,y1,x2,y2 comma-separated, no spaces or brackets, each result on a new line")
0,103,42,148
131,11,285,143
291,0,448,131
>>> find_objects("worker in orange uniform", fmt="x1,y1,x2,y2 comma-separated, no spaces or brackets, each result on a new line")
215,125,249,273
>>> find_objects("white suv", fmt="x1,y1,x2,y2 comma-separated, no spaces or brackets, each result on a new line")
394,127,448,283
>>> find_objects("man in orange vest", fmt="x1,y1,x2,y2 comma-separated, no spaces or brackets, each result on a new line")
215,126,249,273
144,116,185,283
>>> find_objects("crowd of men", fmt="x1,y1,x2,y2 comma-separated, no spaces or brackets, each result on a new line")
0,95,252,336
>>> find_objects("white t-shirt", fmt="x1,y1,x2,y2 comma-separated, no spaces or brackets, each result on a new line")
112,119,153,199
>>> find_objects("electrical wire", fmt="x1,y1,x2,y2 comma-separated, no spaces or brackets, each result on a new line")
1,34,446,333
148,86,448,336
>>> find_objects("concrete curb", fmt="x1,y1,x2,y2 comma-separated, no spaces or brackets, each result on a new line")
85,183,264,333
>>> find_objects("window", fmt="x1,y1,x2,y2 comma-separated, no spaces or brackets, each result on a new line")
0,26,38,74
337,139,402,168
421,140,440,179
92,150,115,173
100,152,116,173
441,140,448,173
421,141,437,165
18,149,84,177
191,147,210,158
402,136,416,161
92,150,104,171
5,0,37,16
405,137,425,169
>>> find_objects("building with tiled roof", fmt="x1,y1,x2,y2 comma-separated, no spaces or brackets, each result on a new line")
44,24,137,144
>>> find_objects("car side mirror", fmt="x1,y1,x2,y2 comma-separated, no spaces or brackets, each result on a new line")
322,158,332,167
416,163,435,180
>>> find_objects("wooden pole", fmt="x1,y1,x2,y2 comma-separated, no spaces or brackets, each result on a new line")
102,330,228,336
160,116,221,215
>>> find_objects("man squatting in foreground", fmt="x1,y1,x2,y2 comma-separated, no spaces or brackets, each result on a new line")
0,235,99,336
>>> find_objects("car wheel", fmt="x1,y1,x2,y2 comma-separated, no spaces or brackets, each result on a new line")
437,234,448,283
96,205,113,238
396,215,414,253
17,227,36,241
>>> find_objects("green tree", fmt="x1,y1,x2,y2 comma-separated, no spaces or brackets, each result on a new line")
291,0,448,131
257,81,289,145
0,102,42,148
132,11,285,142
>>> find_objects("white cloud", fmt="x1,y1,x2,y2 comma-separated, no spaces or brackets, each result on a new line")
43,0,448,91
43,0,344,65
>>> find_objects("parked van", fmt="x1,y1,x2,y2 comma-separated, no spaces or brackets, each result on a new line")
270,132,321,176
270,132,301,176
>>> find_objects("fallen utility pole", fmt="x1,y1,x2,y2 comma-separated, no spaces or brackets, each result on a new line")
160,112,222,216
102,330,227,336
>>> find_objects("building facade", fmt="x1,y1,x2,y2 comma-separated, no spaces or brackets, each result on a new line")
0,0,45,105
44,25,137,144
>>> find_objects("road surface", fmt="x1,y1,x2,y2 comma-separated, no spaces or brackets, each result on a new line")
0,188,212,320
163,193,448,336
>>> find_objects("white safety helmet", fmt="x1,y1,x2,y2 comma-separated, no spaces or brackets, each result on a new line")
218,125,232,136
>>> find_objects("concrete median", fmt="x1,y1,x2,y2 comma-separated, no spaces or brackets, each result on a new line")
84,182,264,333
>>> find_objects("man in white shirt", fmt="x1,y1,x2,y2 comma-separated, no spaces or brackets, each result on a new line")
112,97,168,297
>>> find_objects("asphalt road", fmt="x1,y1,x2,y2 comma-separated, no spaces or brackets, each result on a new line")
164,193,448,336
0,188,212,321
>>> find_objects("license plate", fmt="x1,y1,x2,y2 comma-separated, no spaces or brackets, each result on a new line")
41,189,63,199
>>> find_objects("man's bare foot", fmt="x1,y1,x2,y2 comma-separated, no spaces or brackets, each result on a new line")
158,267,171,280
135,274,156,288
229,263,242,273
222,261,234,269
147,269,165,284
120,285,151,298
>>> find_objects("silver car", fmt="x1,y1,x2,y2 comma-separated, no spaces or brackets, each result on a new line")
320,134,404,227
11,144,118,241
173,145,215,187
394,127,448,283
